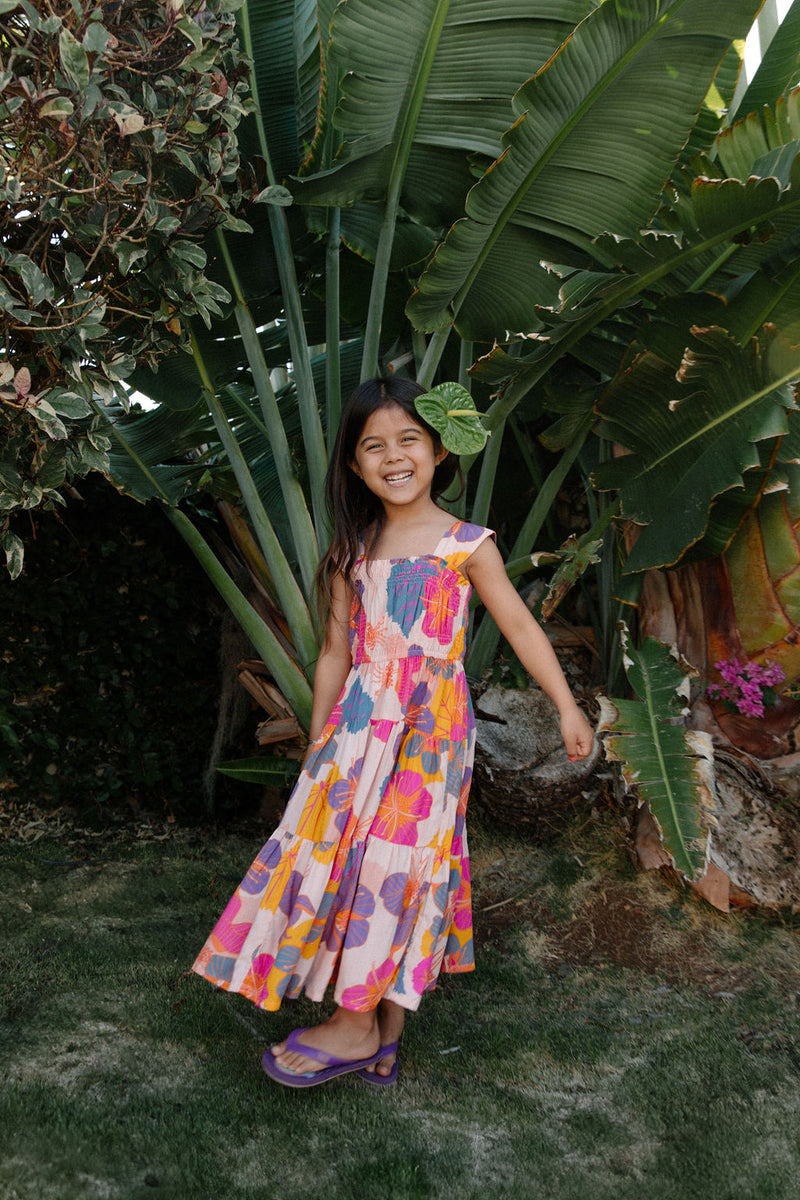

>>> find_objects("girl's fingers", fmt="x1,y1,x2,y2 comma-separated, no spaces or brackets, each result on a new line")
565,719,594,760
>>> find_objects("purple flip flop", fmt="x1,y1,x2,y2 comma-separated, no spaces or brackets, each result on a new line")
261,1027,384,1089
357,1041,399,1086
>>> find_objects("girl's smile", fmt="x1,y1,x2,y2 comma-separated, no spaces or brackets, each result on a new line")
350,403,447,508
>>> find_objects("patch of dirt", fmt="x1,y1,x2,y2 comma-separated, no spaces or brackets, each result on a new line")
478,876,800,998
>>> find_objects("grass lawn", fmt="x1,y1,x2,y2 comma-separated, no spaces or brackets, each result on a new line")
1,803,798,1200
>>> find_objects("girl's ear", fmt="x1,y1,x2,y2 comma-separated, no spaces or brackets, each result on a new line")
434,445,449,466
349,459,362,479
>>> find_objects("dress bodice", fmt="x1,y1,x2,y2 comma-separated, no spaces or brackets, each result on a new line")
349,521,495,665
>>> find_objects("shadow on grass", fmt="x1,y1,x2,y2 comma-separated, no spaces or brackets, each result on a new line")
1,808,798,1200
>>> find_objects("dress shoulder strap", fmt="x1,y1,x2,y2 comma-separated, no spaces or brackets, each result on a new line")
437,521,496,570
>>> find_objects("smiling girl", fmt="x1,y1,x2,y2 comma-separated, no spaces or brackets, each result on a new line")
192,376,594,1087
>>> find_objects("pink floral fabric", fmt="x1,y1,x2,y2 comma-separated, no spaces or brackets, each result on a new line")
192,520,495,1012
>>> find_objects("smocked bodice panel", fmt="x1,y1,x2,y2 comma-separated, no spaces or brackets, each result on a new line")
350,556,472,664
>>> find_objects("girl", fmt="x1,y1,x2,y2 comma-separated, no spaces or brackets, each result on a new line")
192,376,594,1087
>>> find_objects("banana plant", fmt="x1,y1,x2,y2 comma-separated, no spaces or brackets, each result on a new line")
103,0,800,806
104,0,613,710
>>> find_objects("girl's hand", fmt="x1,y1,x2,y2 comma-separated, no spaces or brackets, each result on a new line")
560,705,594,762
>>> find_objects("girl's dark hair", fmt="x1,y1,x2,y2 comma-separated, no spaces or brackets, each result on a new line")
315,376,461,616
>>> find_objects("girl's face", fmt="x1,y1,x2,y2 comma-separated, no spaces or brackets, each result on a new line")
350,403,447,512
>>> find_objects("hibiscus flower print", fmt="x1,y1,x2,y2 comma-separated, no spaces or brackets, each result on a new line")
306,730,340,779
421,569,461,645
431,669,470,742
240,951,275,1003
386,561,437,634
371,769,433,845
400,730,444,780
403,681,435,736
342,884,376,950
239,838,282,895
412,954,435,995
277,870,316,921
339,676,372,733
340,957,396,1010
326,756,364,836
444,937,474,970
323,854,360,953
379,872,410,918
452,521,487,544
212,893,251,955
206,953,236,986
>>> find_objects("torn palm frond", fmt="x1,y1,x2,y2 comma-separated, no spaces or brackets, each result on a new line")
598,627,717,880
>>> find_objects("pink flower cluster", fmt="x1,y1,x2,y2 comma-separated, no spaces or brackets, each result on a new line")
707,657,785,718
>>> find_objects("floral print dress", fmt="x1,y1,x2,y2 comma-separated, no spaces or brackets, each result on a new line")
192,520,495,1013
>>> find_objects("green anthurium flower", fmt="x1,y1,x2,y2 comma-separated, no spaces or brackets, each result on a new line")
414,381,489,455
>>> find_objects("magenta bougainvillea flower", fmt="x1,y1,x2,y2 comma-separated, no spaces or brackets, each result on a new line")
707,658,785,718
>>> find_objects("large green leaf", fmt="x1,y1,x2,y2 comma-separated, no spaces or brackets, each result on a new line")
294,0,597,209
598,631,716,880
673,43,744,176
473,98,800,433
730,0,800,120
237,0,320,179
130,313,289,410
216,755,301,784
594,325,800,573
407,0,764,340
102,400,220,504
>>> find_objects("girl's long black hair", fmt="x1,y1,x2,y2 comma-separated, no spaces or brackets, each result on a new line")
315,377,461,617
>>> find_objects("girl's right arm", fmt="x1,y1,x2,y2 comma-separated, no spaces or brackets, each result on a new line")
308,572,353,742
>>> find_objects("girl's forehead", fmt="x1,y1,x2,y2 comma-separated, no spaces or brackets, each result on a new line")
358,402,427,441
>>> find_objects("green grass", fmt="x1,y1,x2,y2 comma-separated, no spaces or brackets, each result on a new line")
1,811,798,1200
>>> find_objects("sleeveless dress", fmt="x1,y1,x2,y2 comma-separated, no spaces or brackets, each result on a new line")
192,520,496,1013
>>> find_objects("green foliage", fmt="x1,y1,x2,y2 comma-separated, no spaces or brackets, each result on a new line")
5,0,799,756
414,382,489,455
215,754,300,785
594,325,800,572
0,0,250,570
406,0,762,339
598,630,717,880
0,478,222,817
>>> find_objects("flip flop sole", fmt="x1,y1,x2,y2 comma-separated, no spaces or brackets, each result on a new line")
357,1059,399,1085
357,1041,400,1086
261,1042,384,1089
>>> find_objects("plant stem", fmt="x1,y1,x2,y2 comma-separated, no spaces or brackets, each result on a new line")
470,419,504,527
326,208,342,439
360,0,453,381
191,330,319,675
165,507,313,729
417,327,451,388
466,415,592,676
215,230,320,598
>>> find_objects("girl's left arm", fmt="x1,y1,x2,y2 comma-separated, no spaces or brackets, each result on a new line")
466,538,594,760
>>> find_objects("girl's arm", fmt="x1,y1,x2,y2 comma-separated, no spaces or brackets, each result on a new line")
308,572,353,741
466,538,594,760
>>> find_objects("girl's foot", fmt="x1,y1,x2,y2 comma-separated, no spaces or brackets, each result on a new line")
363,999,405,1080
271,1008,379,1079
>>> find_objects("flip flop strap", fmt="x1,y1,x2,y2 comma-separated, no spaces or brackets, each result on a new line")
378,1042,399,1056
284,1027,379,1068
284,1028,340,1066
